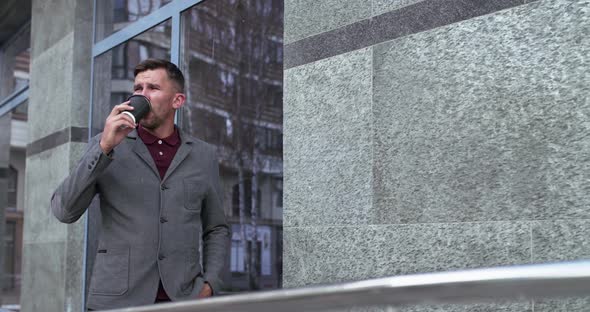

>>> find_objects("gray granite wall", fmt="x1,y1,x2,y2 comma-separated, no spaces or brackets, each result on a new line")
284,0,590,311
284,0,428,44
21,0,92,311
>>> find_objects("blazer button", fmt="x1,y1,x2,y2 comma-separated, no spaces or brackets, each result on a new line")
158,254,166,260
160,185,168,191
88,165,92,169
160,216,168,223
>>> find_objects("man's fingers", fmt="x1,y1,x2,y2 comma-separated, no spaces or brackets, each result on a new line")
101,101,135,152
111,116,135,131
109,101,133,116
120,119,136,130
118,111,135,125
108,110,135,126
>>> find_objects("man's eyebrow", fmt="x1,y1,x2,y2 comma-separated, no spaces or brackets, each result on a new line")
133,83,161,89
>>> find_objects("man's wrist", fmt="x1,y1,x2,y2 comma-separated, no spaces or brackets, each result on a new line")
99,140,112,155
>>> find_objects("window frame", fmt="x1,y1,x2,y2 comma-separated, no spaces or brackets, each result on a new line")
0,85,28,117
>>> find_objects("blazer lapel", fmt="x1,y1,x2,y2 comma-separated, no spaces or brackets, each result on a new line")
128,130,160,179
163,130,193,182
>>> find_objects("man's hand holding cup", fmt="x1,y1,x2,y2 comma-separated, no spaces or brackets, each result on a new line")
100,95,152,155
99,102,136,155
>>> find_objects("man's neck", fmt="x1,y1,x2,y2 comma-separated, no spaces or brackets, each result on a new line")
142,124,175,139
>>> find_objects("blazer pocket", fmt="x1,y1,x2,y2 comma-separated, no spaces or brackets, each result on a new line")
89,246,130,296
184,180,206,211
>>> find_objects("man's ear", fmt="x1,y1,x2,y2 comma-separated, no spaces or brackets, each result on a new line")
172,93,186,109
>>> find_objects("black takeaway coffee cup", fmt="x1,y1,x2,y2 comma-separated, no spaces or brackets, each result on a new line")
122,94,152,124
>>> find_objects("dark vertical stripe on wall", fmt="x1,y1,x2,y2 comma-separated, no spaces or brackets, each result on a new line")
26,127,89,157
285,0,533,69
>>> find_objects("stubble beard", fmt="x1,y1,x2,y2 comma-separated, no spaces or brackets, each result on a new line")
140,109,175,130
140,113,162,130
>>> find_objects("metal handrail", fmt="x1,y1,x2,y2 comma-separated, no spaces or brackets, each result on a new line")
103,261,590,312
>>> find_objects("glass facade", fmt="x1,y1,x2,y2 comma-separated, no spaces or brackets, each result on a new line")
95,0,174,42
90,0,284,295
92,20,172,134
0,23,30,306
87,20,172,293
179,0,283,291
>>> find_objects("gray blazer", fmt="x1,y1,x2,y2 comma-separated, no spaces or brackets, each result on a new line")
51,129,230,310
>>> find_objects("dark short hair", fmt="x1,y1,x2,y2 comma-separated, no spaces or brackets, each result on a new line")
134,58,185,93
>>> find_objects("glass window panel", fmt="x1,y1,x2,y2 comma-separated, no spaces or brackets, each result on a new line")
0,26,30,101
95,0,175,42
179,0,283,292
87,20,171,295
2,117,27,306
13,49,30,92
11,100,28,121
1,24,30,307
4,222,15,288
7,166,17,209
92,20,171,135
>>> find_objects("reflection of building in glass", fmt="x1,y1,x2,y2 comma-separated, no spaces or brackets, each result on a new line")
2,23,30,305
182,0,283,291
109,35,171,107
104,0,284,291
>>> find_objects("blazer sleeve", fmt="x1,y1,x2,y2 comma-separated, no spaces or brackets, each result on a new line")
51,134,113,224
201,146,230,294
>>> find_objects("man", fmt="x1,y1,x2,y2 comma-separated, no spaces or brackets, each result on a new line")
51,59,230,310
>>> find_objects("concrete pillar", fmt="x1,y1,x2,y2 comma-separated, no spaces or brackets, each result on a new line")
21,0,92,311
